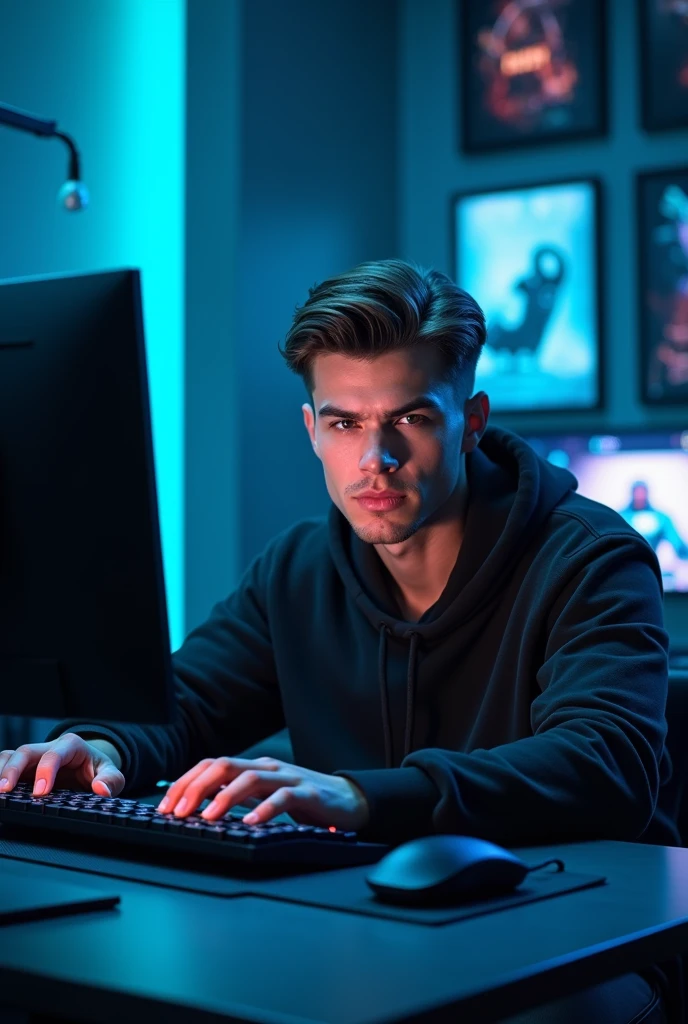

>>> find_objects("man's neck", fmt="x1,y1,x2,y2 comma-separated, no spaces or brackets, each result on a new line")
374,470,469,620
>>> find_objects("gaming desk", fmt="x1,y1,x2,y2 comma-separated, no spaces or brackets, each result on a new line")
0,836,687,1024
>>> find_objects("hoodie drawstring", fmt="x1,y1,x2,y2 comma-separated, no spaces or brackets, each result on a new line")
378,625,393,769
404,630,421,760
378,624,421,768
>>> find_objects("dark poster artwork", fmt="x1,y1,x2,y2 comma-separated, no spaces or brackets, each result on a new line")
460,0,606,152
638,168,688,404
640,0,688,132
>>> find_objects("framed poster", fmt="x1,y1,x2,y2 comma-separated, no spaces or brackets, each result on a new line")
453,177,602,414
460,0,607,153
637,167,688,405
639,0,688,132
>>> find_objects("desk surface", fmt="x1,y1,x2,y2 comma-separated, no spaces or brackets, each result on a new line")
1,838,688,1024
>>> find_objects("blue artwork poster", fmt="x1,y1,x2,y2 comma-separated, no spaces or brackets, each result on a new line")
455,179,601,413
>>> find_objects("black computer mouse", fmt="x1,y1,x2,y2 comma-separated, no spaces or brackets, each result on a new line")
365,834,530,907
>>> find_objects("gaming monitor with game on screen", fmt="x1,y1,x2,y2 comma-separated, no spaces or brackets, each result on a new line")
526,429,688,594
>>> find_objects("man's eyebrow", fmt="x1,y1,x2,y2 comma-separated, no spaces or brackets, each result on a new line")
317,396,443,420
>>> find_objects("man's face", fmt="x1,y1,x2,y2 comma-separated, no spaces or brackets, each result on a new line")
632,485,649,509
302,348,488,547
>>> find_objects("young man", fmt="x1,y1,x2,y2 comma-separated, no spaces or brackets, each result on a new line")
0,260,678,1022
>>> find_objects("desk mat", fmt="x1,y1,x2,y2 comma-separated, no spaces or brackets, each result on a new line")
0,829,606,926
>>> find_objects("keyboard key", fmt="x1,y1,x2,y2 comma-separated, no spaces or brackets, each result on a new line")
181,822,207,837
223,829,252,842
7,797,31,811
202,825,226,841
61,806,84,819
129,816,151,829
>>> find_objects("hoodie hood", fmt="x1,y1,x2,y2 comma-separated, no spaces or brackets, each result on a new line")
328,426,576,768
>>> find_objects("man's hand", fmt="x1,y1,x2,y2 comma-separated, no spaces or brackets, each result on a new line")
156,756,370,831
0,733,125,797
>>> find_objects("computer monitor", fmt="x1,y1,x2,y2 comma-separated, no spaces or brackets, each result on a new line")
0,268,174,723
526,429,688,594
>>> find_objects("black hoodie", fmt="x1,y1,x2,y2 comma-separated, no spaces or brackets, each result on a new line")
48,426,679,852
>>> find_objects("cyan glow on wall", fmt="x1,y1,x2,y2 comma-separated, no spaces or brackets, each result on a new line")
101,1,186,650
0,0,186,651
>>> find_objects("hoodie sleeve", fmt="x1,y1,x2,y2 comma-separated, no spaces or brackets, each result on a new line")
44,548,285,794
336,534,670,846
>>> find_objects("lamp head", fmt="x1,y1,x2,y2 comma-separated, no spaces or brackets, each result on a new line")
57,179,89,212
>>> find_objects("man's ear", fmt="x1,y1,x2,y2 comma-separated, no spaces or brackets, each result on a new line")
462,391,490,454
302,402,319,456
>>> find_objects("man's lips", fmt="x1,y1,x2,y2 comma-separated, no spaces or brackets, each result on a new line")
354,491,407,510
355,491,405,499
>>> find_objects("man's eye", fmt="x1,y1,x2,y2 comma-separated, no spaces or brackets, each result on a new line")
330,415,428,431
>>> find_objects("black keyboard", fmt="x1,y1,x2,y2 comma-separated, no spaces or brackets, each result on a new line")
0,782,388,869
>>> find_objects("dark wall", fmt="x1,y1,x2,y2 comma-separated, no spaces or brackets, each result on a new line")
235,0,399,568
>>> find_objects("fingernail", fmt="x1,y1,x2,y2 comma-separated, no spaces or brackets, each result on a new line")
158,797,169,813
0,779,9,789
202,800,219,818
243,812,258,824
174,798,188,816
33,779,46,795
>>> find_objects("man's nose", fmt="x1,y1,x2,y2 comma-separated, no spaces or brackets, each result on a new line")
358,444,399,474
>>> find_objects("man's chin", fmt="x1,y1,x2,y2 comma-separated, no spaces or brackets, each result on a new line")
350,519,420,546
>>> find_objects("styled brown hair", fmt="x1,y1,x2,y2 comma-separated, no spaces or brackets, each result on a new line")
278,258,487,405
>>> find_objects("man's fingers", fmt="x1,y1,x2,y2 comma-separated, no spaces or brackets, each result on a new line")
31,739,88,796
199,770,301,821
242,784,317,826
166,760,242,816
0,735,124,800
0,744,52,790
158,756,262,813
32,733,103,796
157,759,218,813
92,768,125,797
0,750,14,781
158,757,288,816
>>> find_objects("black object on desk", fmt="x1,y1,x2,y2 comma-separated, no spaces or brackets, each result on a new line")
0,782,388,869
365,833,565,906
0,864,119,926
